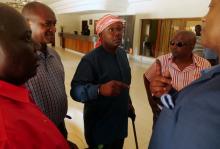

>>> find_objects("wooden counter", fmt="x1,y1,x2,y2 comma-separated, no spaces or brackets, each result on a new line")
59,32,96,53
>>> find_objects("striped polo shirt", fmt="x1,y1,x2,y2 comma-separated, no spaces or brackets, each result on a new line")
25,47,67,126
145,53,211,91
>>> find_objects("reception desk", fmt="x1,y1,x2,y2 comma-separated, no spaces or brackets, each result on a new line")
59,32,96,53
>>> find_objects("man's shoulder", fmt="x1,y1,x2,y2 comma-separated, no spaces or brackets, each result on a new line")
157,53,172,65
47,47,60,58
83,46,102,60
193,54,211,67
157,53,172,60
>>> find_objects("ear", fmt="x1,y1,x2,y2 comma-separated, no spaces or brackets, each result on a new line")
99,33,102,38
99,33,103,41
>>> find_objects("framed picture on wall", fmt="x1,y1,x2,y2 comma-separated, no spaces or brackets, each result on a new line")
94,20,98,34
89,19,93,25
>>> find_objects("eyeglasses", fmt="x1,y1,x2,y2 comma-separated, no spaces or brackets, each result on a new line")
170,41,188,48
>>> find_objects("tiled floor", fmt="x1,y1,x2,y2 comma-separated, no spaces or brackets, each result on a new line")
55,47,153,149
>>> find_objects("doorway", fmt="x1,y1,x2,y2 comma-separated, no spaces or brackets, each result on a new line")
82,20,88,35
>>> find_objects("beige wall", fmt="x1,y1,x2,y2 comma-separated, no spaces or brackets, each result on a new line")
55,13,107,47
80,13,109,36
55,13,202,56
55,13,80,47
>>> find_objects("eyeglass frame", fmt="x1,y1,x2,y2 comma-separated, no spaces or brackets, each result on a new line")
169,40,191,48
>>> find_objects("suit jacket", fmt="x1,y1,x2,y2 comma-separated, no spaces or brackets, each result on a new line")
71,46,131,145
149,65,220,149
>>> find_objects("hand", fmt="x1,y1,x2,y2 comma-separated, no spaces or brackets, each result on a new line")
99,80,129,96
128,102,136,121
150,59,172,97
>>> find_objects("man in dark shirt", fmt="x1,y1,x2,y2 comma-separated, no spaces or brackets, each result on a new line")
70,14,135,149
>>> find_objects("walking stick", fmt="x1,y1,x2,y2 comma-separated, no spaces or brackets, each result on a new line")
132,120,139,149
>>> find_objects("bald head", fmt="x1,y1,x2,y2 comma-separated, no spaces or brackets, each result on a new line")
0,3,37,85
22,1,54,21
0,3,30,53
195,24,202,36
21,1,56,45
175,30,196,46
171,30,197,60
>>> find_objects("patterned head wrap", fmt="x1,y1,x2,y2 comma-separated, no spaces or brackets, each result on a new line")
96,14,124,35
95,14,124,48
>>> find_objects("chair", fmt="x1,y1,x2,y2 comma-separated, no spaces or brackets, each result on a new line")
143,74,161,127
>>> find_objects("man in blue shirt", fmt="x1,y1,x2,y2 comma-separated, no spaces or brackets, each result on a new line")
70,14,135,149
149,0,220,148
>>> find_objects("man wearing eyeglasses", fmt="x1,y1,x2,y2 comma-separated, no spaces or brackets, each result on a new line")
21,2,78,149
70,14,135,149
144,30,211,126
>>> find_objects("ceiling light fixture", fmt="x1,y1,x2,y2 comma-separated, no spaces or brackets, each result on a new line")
6,0,34,9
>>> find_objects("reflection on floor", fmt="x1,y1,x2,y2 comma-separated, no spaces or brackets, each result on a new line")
55,47,153,149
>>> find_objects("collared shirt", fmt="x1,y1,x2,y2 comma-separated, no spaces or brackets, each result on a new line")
25,47,67,126
0,81,69,149
145,53,211,91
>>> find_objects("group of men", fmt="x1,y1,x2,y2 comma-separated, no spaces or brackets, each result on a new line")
1,0,220,148
0,2,135,149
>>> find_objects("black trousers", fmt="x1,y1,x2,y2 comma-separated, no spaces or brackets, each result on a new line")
88,139,124,149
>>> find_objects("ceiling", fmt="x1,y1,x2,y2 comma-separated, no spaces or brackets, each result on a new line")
0,0,57,4
1,0,152,15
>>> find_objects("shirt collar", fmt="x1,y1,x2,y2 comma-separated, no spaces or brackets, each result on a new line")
0,81,30,103
37,47,55,59
192,54,203,67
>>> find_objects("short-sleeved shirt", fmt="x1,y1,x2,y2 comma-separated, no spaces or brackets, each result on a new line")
145,53,211,91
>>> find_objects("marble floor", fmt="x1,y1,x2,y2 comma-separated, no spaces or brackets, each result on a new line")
55,47,153,149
